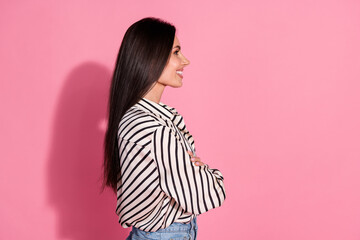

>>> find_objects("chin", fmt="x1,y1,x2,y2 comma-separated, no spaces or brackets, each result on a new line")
176,82,183,88
169,84,182,88
167,81,183,88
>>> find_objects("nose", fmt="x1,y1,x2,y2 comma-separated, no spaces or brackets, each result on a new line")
182,55,190,66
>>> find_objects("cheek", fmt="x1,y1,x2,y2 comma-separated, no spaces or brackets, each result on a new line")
168,57,181,70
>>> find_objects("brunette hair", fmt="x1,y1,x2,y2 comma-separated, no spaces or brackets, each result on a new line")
102,17,176,193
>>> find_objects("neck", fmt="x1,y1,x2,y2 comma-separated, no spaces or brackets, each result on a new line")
143,82,165,103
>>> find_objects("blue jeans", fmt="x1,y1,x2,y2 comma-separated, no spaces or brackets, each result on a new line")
125,217,198,240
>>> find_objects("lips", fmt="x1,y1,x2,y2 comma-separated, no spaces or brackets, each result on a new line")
176,69,183,78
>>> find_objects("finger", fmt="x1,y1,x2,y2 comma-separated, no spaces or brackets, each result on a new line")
191,158,202,166
190,157,199,162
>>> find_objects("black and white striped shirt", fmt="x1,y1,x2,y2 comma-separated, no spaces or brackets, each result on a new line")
116,97,226,232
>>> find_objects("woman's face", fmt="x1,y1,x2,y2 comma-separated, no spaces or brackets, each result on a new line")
157,35,190,87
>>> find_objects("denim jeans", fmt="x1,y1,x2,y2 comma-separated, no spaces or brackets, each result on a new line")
125,217,198,240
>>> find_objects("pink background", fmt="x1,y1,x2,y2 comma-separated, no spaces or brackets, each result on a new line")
1,0,360,239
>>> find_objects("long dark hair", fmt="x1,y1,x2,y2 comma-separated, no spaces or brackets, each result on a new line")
102,17,176,193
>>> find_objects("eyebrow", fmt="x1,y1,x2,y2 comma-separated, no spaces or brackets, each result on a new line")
173,45,181,50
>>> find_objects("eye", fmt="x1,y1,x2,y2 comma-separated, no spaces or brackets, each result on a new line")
174,50,180,55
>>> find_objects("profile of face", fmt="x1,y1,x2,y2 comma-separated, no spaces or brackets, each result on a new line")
157,35,190,88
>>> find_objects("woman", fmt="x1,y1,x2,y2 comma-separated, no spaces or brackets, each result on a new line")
103,17,226,240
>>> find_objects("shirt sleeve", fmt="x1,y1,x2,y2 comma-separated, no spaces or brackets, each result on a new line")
151,125,226,215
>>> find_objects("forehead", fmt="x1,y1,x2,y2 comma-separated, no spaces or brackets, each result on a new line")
173,35,180,46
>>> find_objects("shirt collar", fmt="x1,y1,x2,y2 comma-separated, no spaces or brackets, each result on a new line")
133,97,180,122
133,97,188,134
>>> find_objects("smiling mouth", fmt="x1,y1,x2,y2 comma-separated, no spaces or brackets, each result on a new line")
176,71,183,78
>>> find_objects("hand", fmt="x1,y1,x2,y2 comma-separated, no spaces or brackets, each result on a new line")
187,151,205,166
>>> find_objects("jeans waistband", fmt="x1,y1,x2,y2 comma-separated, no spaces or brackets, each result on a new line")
151,216,197,233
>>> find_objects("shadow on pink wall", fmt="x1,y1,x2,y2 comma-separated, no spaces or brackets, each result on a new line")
47,62,129,240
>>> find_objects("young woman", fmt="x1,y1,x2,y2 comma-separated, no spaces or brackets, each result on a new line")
103,17,226,240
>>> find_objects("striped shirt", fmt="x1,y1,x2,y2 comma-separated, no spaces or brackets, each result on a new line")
116,97,226,232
